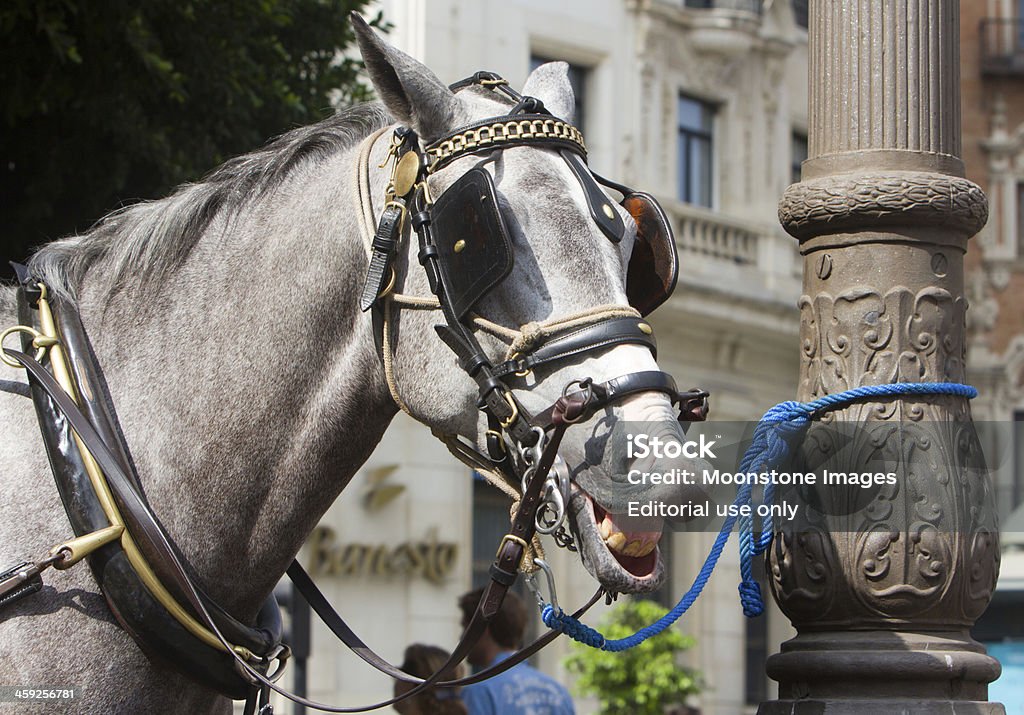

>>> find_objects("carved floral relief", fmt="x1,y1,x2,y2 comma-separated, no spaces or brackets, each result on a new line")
770,286,999,627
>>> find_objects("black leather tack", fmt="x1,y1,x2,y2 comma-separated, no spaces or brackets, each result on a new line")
488,563,518,587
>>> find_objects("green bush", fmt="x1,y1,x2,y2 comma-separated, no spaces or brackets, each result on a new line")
564,599,702,715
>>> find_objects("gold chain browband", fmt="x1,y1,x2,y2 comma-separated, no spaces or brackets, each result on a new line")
425,115,586,173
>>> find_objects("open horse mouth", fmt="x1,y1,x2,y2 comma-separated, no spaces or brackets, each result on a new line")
568,484,664,593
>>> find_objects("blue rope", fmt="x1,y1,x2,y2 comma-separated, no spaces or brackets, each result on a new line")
542,381,977,651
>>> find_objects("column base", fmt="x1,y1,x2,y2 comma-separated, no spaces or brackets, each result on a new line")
758,700,1005,715
757,631,1004,714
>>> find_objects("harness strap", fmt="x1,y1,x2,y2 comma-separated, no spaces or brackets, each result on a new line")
560,150,624,243
5,342,575,712
5,348,286,675
359,200,406,312
50,297,285,654
530,370,695,430
425,114,586,174
492,316,657,379
287,560,601,687
0,378,30,397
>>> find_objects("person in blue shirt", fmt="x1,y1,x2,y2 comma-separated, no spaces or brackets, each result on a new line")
457,588,575,715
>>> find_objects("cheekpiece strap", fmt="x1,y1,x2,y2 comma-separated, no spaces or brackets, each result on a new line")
360,128,423,312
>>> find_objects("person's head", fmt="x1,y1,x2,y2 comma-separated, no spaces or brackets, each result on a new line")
458,588,528,666
392,644,466,715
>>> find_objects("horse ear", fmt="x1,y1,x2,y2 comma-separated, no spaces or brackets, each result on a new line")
351,13,462,142
522,62,576,125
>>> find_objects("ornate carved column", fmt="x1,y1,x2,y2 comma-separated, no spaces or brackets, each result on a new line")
761,1,1003,713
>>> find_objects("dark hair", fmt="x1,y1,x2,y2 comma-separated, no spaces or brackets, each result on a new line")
399,644,466,715
458,588,527,650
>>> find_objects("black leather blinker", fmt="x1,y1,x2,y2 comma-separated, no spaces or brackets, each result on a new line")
430,167,513,320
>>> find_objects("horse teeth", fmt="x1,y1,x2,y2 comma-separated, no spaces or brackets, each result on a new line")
605,532,626,553
634,541,656,558
598,517,614,540
622,539,643,557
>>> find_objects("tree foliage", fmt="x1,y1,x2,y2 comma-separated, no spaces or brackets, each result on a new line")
0,0,386,271
565,599,703,715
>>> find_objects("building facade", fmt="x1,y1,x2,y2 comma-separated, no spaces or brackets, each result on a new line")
961,0,1024,708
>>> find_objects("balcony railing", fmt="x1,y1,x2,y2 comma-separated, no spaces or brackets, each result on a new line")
660,199,802,301
674,205,759,264
683,0,763,14
981,18,1024,75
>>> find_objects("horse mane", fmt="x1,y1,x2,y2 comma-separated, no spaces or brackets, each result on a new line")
29,101,392,299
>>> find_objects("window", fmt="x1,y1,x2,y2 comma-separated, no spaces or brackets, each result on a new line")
529,55,588,133
678,94,715,207
792,0,809,29
791,132,808,185
1019,0,1024,48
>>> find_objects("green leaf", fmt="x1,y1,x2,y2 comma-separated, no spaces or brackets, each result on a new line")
565,599,703,715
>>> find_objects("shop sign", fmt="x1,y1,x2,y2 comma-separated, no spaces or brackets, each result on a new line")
307,525,458,584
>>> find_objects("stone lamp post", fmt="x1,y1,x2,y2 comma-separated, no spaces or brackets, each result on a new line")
761,1,1003,713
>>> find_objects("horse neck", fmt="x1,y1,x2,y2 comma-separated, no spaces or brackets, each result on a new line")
73,139,398,618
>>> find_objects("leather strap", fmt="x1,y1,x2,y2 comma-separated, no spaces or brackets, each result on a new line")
287,561,601,687
359,201,405,311
412,187,537,446
560,150,624,243
10,296,280,697
530,370,682,430
425,114,586,174
491,316,657,379
54,294,282,647
4,348,283,688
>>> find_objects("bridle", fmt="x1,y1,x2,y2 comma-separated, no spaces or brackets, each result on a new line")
0,71,709,714
360,71,706,539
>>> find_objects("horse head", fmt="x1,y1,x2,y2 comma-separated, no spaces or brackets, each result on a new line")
353,18,707,595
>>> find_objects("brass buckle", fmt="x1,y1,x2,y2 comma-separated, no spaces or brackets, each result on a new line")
508,352,531,378
495,534,529,561
498,391,519,429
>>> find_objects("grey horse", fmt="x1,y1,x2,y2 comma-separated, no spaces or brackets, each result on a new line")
0,17,703,714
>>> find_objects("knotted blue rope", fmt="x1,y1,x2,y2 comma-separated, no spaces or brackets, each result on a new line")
542,381,977,651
